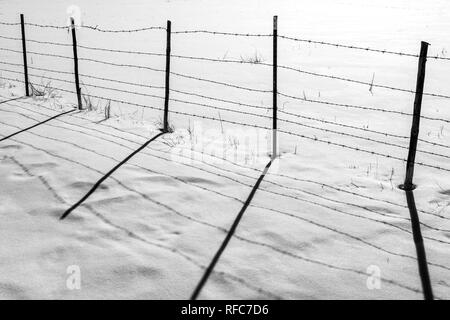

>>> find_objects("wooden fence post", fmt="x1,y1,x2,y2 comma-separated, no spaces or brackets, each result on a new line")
20,14,29,97
272,15,278,159
400,41,429,191
163,20,172,132
70,18,82,110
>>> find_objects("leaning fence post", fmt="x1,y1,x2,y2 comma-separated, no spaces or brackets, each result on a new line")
20,14,29,97
272,15,278,159
163,20,172,132
400,41,429,191
70,18,82,110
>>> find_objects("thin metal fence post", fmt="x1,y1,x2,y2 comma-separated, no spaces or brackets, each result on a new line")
20,14,29,97
272,15,278,159
400,41,429,191
163,20,172,132
71,18,82,110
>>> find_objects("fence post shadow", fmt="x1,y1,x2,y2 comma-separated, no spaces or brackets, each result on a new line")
403,189,434,300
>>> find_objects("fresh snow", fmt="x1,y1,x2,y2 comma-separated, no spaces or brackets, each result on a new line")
0,0,449,299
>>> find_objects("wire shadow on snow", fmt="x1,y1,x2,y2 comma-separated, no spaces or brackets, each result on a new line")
5,109,449,272
5,100,450,272
0,96,25,105
0,108,76,143
60,131,165,220
14,103,450,239
2,111,433,296
4,155,279,299
3,103,450,245
3,103,450,248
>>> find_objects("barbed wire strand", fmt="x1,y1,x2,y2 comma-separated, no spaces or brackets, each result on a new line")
0,62,168,91
279,92,450,125
279,109,450,150
171,97,450,160
0,61,268,110
171,90,449,149
78,44,450,98
171,105,450,172
170,71,271,93
77,43,270,67
7,42,448,98
172,30,270,37
68,43,450,98
0,47,73,60
0,20,166,32
276,64,450,99
24,22,67,30
0,19,448,61
3,22,164,32
0,34,259,66
1,78,268,131
3,73,450,173
2,66,448,152
78,48,450,98
79,73,165,90
3,59,439,125
0,61,265,104
278,35,450,61
278,116,450,160
0,21,21,26
171,108,450,172
72,77,273,120
0,35,21,41
278,129,450,172
170,88,269,111
80,24,166,33
78,45,165,57
2,50,447,127
2,62,448,149
280,109,409,139
8,68,448,158
78,56,166,72
0,34,71,47
75,56,271,93
0,75,165,113
0,61,76,77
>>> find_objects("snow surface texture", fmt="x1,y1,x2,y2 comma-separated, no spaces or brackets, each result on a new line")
0,0,449,299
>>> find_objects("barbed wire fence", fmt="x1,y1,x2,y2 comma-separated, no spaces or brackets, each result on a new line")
1,14,449,184
0,14,449,300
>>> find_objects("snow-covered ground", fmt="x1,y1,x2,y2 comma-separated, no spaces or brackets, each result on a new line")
0,0,449,299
